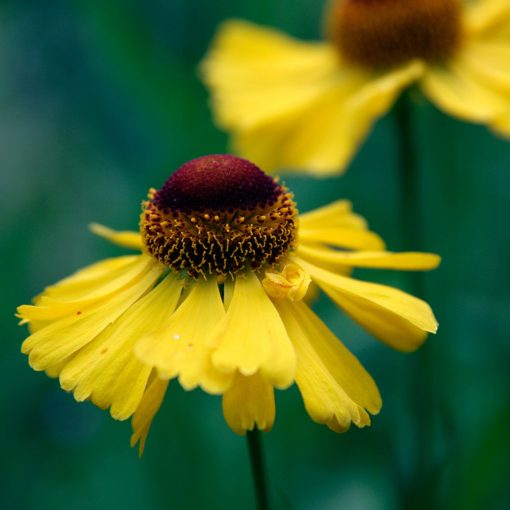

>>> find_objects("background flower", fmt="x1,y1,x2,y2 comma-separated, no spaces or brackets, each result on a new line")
2,1,510,510
202,0,510,175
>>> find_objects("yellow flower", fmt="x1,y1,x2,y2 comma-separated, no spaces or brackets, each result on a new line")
17,155,440,453
201,0,510,175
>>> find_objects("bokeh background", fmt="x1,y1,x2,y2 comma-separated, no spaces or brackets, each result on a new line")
2,1,510,509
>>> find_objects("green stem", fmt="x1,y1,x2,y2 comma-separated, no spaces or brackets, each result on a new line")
395,92,425,285
246,429,270,510
394,92,433,506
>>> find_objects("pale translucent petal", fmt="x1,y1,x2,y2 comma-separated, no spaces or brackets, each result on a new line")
211,271,296,388
222,372,275,435
276,300,380,432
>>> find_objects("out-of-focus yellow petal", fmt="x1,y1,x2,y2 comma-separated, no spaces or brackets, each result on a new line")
296,257,437,352
222,372,275,435
202,19,423,175
211,271,296,389
423,1,510,136
130,375,169,457
21,261,163,371
201,20,340,130
89,223,143,250
233,61,423,175
463,0,510,36
136,278,233,394
276,300,381,432
296,245,441,271
59,274,183,420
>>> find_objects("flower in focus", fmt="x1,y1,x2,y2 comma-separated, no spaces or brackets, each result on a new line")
17,155,440,453
201,0,510,175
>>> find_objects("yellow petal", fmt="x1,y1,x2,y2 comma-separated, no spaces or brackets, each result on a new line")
299,228,385,251
21,262,163,371
31,255,139,306
276,300,381,432
201,20,340,131
232,60,423,175
222,372,275,435
422,54,510,134
59,274,183,419
296,258,437,352
463,0,510,36
202,19,422,175
211,271,296,389
298,200,367,230
296,245,441,271
135,278,232,394
89,223,143,250
130,375,169,457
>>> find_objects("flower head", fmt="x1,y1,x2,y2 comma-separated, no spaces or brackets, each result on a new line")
201,0,510,175
17,155,440,453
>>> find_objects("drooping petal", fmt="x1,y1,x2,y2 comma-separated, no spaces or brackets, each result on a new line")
222,372,275,435
296,245,441,271
296,257,437,352
89,223,143,250
136,278,232,394
211,271,296,389
59,273,183,419
130,375,169,456
276,300,381,432
21,260,163,371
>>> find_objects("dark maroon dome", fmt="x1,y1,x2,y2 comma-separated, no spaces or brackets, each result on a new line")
154,155,281,213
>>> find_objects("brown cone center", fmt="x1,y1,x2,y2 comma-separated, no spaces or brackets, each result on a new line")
327,0,462,69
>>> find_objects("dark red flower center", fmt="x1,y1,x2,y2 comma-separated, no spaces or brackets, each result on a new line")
154,155,282,213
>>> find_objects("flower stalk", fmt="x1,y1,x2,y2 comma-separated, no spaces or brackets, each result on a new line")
246,429,270,510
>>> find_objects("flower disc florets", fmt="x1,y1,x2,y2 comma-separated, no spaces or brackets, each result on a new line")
141,155,298,278
328,0,462,69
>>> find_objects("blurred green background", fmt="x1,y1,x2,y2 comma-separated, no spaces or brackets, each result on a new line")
2,1,509,509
